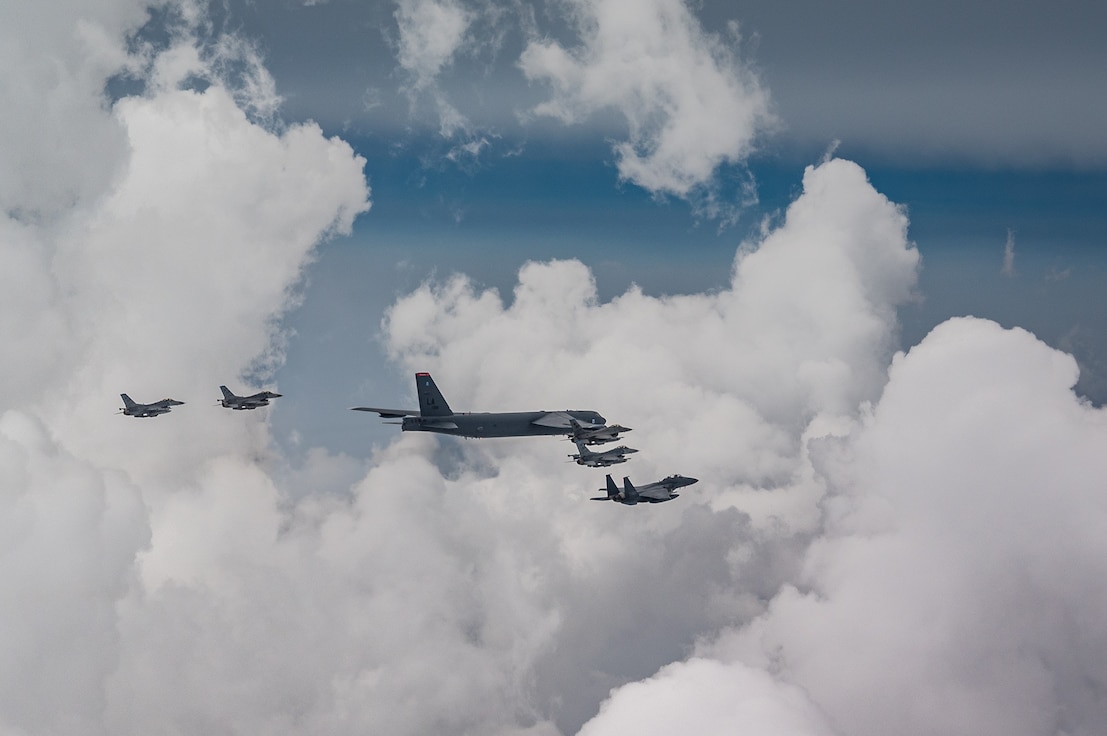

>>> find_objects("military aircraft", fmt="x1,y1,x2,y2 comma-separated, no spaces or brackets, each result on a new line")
569,439,638,467
590,474,698,504
569,418,632,445
352,372,609,439
119,394,184,418
219,385,282,410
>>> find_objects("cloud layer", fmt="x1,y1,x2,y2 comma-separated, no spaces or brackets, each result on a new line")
4,2,1106,735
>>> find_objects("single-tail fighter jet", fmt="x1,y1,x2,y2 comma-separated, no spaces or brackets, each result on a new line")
569,439,638,467
569,418,632,445
591,474,698,504
119,394,184,418
352,372,608,439
219,385,282,410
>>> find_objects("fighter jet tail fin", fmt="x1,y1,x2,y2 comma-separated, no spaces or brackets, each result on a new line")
415,372,453,417
622,477,639,502
120,394,136,409
606,474,619,498
219,385,237,401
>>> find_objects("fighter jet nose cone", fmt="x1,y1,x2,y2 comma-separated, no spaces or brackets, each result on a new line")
686,477,699,485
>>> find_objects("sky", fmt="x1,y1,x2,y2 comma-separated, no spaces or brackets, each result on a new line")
2,1,1106,735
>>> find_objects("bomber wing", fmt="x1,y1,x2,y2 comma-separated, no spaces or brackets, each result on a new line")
530,411,577,429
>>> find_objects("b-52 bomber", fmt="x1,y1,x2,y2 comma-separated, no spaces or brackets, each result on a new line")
219,385,282,410
569,440,637,467
119,394,184,417
352,372,609,439
591,474,698,504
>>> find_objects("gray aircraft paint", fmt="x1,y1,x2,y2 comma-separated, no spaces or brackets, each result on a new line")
119,394,184,418
219,385,283,410
592,474,698,504
353,372,607,439
569,440,638,467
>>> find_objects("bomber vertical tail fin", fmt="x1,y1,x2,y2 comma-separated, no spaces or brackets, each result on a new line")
415,372,453,417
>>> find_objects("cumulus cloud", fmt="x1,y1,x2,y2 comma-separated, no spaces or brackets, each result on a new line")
1,2,368,734
578,658,836,736
0,0,150,220
8,2,1105,733
378,158,918,729
519,0,775,201
703,317,1107,736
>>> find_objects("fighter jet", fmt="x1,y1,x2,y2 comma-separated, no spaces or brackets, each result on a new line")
569,418,632,445
352,372,609,439
219,385,282,410
590,474,698,504
569,439,637,467
119,394,184,418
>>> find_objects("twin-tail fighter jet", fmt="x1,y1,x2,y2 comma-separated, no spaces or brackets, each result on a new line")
119,394,184,418
352,372,609,439
591,474,698,504
569,439,638,467
219,385,282,410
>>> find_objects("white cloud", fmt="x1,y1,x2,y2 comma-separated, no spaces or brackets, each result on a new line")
0,0,151,220
0,2,369,733
519,0,775,200
376,158,918,727
394,0,472,92
9,3,1105,732
394,0,474,137
578,658,836,736
659,317,1107,736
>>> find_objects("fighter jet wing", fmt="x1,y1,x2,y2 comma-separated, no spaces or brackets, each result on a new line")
351,407,419,418
635,484,674,502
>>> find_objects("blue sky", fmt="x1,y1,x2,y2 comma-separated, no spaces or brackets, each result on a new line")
4,1,1107,734
202,0,1107,458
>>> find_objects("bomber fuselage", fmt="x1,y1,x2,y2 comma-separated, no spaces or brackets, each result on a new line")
401,410,605,438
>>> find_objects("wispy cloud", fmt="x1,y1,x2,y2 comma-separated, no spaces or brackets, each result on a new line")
1002,227,1016,277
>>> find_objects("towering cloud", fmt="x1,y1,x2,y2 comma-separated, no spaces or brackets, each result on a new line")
700,317,1107,736
5,2,1104,734
0,2,368,733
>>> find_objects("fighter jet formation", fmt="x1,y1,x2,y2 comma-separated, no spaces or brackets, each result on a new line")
120,372,697,504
